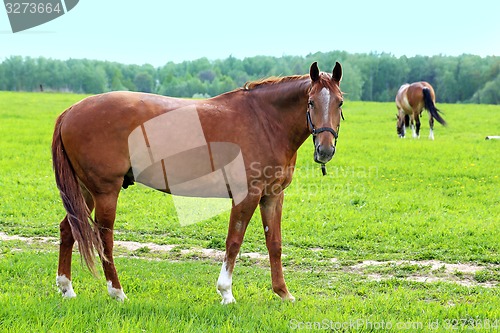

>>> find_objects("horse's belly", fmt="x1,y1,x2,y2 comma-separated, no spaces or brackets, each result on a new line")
136,156,232,199
129,109,248,204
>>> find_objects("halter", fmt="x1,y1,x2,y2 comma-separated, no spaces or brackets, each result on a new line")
306,107,342,176
306,110,339,141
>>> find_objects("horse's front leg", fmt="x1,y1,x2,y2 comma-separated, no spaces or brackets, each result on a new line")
410,114,418,138
259,192,295,301
217,194,260,304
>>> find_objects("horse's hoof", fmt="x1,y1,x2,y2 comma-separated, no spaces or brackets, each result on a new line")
107,281,127,301
56,275,77,298
282,293,296,302
61,289,77,298
220,296,236,305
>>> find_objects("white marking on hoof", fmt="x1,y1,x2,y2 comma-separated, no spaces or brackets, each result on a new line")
429,129,435,140
218,290,236,305
217,261,236,304
411,125,418,138
282,293,296,302
107,281,127,301
56,275,77,298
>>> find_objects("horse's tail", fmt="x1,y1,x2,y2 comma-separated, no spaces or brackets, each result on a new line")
52,109,104,275
422,87,446,126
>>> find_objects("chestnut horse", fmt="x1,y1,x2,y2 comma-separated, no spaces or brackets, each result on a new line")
52,62,344,304
395,81,446,139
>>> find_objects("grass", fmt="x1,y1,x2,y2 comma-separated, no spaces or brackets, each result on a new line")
1,251,499,332
0,91,499,332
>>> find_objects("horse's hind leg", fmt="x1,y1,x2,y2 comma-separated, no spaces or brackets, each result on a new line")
93,191,127,301
56,216,77,298
415,115,421,138
429,116,435,140
56,186,95,298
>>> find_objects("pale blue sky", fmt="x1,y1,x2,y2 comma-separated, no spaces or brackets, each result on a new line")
1,0,499,66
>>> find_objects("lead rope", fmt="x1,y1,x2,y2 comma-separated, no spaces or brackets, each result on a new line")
321,163,327,176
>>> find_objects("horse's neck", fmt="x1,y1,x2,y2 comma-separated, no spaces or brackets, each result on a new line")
250,79,312,159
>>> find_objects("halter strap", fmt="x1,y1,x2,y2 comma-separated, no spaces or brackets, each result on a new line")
306,111,339,176
306,111,339,140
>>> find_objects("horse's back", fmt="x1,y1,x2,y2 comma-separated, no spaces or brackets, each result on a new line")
58,92,195,191
397,82,434,112
62,92,191,132
408,82,435,105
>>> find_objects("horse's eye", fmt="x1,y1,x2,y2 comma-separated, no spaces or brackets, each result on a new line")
339,100,344,107
308,100,314,108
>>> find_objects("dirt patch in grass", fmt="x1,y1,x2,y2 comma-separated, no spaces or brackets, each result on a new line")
1,232,497,287
0,232,58,244
347,260,498,288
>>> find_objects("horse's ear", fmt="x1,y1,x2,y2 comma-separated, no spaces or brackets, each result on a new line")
332,61,342,83
310,62,320,82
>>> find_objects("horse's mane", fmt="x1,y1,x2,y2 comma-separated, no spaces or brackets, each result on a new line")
243,74,309,90
242,72,342,96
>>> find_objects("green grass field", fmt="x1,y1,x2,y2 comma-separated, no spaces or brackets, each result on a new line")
0,91,499,332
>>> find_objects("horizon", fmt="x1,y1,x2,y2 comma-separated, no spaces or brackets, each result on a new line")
0,50,497,68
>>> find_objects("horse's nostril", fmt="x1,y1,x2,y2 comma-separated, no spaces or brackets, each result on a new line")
316,144,335,157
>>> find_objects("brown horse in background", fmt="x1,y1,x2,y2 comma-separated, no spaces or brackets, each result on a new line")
395,81,446,139
52,62,344,304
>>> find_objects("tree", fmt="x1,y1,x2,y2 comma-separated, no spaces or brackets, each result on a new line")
339,62,363,101
83,65,107,93
198,70,215,83
134,72,154,93
0,53,497,104
111,69,128,91
470,74,500,104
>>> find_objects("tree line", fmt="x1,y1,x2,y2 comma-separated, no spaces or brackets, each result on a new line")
0,51,498,104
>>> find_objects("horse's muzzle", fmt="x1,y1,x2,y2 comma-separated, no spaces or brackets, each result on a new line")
314,144,335,164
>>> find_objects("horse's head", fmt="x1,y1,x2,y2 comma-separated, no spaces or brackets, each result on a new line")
307,61,343,164
396,113,404,137
396,113,409,138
